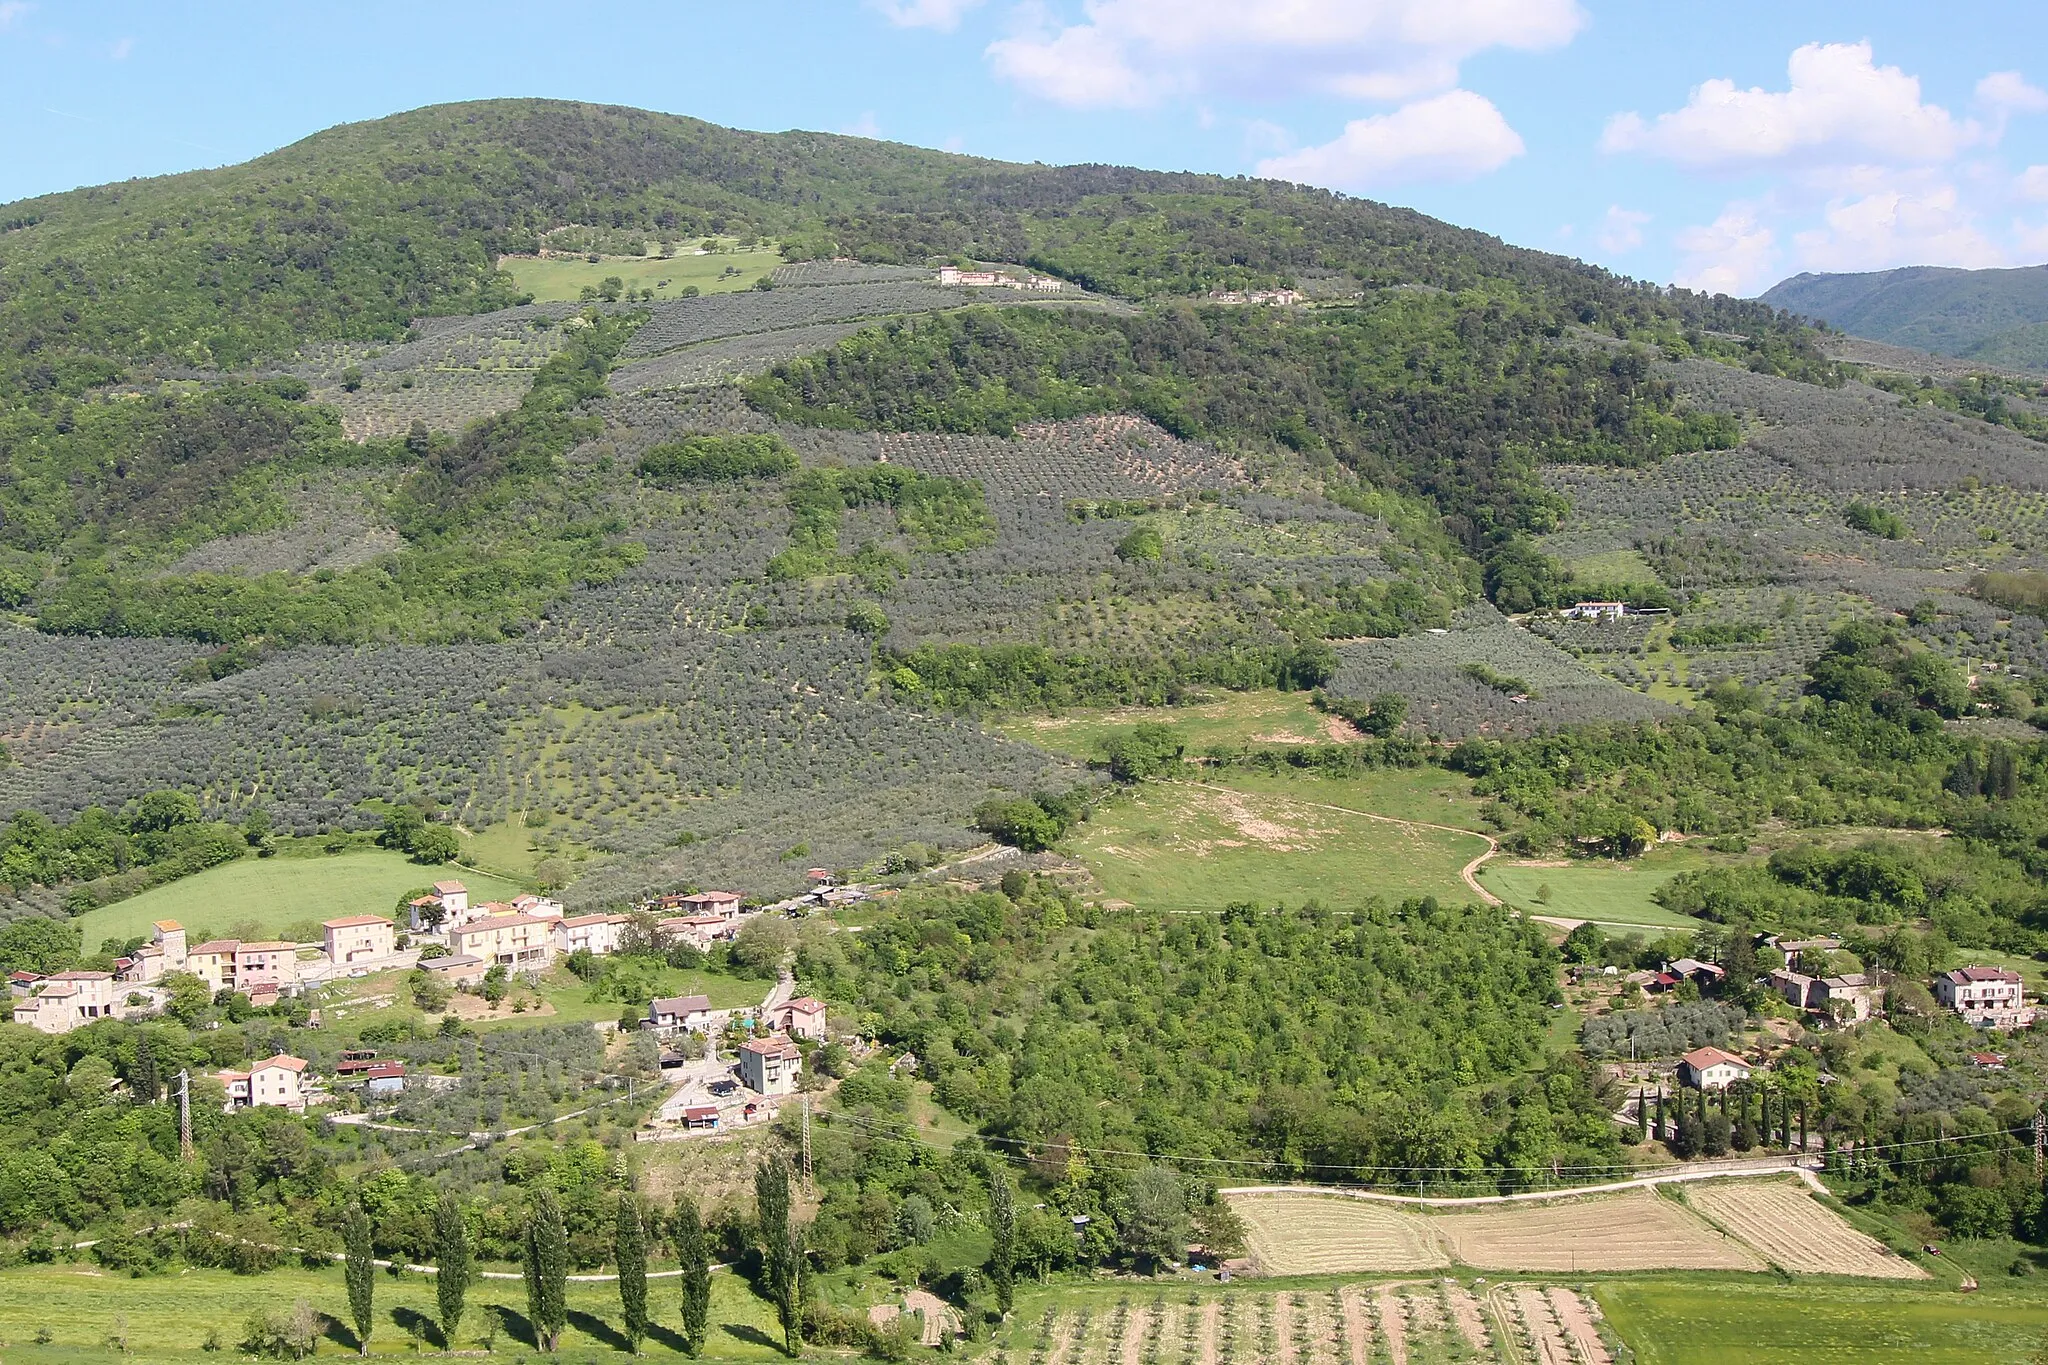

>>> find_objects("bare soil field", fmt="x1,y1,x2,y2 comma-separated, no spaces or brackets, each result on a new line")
1685,1178,1930,1279
1232,1194,1448,1274
1434,1188,1768,1273
1232,1187,1767,1275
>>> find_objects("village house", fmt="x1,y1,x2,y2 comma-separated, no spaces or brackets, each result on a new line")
673,890,743,920
11,971,156,1034
769,996,828,1041
217,1054,309,1112
322,915,396,967
1667,958,1726,990
659,914,736,951
8,971,42,996
738,1034,803,1096
185,939,240,994
1676,1045,1752,1091
1564,601,1629,622
407,880,474,931
363,1062,407,1097
419,953,490,988
234,942,300,995
646,993,714,1035
510,893,565,920
1935,966,2033,1029
1770,968,1873,1023
447,913,556,971
552,913,630,958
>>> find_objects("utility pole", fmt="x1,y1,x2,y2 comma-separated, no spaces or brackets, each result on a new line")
177,1064,192,1162
2034,1111,2044,1183
800,1095,813,1194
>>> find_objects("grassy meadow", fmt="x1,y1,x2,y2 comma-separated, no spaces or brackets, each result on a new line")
1478,849,1713,932
1001,688,1350,759
502,247,785,302
0,1262,788,1362
1066,775,1487,911
72,850,525,947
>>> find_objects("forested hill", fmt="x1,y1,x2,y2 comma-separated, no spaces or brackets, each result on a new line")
0,97,1803,378
1762,263,2048,371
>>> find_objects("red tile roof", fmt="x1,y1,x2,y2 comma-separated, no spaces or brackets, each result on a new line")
1680,1046,1749,1071
322,915,392,929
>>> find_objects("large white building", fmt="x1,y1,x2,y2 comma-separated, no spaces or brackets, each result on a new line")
1936,966,2033,1029
447,913,556,971
322,915,396,967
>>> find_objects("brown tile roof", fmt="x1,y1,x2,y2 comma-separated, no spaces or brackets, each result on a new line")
1680,1046,1749,1071
322,915,392,929
432,880,467,895
190,940,241,955
252,1054,307,1073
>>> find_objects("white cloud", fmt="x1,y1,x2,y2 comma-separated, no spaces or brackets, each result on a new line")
2020,166,2048,203
1673,204,1778,296
1255,90,1523,192
840,111,883,139
0,2,31,30
1603,42,1972,169
986,0,1581,109
1597,205,1650,254
1791,183,2006,273
1978,71,2048,116
869,0,983,30
109,35,131,60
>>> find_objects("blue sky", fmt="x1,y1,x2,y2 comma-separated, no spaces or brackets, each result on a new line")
4,0,2046,296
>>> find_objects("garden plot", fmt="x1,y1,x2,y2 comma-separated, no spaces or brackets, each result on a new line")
989,1282,1605,1365
1232,1196,1448,1274
1684,1178,1927,1279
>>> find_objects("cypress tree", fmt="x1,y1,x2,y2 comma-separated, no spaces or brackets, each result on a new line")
755,1159,803,1356
344,1202,375,1357
616,1193,649,1354
987,1164,1017,1318
524,1187,568,1353
1799,1103,1808,1153
1655,1090,1667,1140
435,1192,471,1350
673,1194,711,1359
1635,1090,1648,1144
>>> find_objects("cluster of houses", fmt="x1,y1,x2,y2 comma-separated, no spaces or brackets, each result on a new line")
935,266,1065,292
1205,287,1304,306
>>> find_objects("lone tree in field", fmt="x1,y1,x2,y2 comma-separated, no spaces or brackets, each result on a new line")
754,1159,804,1356
1118,1164,1190,1272
673,1194,711,1358
344,1201,375,1355
434,1191,471,1349
615,1192,649,1353
986,1164,1017,1317
523,1187,569,1353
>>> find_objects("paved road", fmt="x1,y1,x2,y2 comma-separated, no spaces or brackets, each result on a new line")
1220,1153,1822,1208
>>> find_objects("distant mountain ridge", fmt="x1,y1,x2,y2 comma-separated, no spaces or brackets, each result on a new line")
1760,263,2048,371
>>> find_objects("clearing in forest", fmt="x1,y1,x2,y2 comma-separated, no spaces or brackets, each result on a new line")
1068,779,1483,911
501,246,786,301
1684,1178,1928,1278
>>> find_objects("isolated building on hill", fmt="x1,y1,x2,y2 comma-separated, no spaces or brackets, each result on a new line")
552,913,629,957
322,915,396,967
1564,601,1628,621
738,1034,803,1095
1936,966,2032,1029
1677,1045,1751,1090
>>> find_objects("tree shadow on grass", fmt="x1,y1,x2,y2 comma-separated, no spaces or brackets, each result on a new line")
492,1304,541,1351
391,1305,436,1349
318,1317,358,1354
565,1309,631,1353
645,1322,693,1355
722,1322,783,1351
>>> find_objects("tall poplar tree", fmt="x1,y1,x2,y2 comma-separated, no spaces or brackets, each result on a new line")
344,1202,375,1356
434,1192,471,1350
986,1165,1017,1318
755,1159,803,1356
615,1192,649,1354
673,1194,711,1359
523,1187,568,1353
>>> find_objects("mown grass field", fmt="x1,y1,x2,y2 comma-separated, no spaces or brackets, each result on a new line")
1066,776,1485,911
502,248,785,302
1478,849,1714,931
0,1262,787,1362
72,850,525,947
1217,765,1494,832
1595,1279,2048,1364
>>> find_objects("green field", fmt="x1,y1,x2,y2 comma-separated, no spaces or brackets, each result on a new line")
1218,765,1494,832
1066,776,1487,911
0,1262,786,1362
502,247,785,303
1597,1279,2048,1364
1479,848,1715,931
1002,689,1349,760
1565,547,1663,585
73,850,525,948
